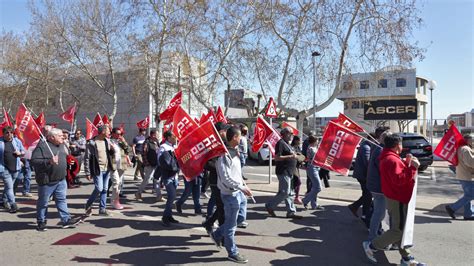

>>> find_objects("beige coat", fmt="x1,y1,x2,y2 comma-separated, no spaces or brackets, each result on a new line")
455,145,474,181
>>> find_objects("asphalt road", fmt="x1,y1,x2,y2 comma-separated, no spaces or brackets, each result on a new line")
0,163,472,266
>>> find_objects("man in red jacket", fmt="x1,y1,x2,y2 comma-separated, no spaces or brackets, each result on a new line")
363,134,422,265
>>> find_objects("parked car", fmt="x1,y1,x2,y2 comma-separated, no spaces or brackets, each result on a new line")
248,142,271,165
399,133,433,172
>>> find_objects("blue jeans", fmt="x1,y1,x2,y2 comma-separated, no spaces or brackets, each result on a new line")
265,174,296,214
176,177,201,212
368,192,386,241
450,180,473,218
37,179,70,223
1,170,19,205
86,171,110,211
163,177,178,217
206,190,217,219
214,191,247,256
15,160,31,194
303,165,321,209
239,153,247,168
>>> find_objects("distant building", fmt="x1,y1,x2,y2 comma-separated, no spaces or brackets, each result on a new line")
0,53,210,142
448,109,474,133
223,89,262,118
336,67,431,135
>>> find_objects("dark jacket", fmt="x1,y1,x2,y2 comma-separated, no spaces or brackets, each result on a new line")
84,138,115,177
31,140,68,185
366,145,383,193
159,150,179,179
205,157,219,186
143,137,159,167
353,140,371,181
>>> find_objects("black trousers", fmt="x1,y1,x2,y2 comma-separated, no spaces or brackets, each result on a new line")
203,186,225,227
350,179,373,218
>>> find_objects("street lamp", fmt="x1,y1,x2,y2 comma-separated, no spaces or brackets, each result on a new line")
428,80,437,144
312,51,321,132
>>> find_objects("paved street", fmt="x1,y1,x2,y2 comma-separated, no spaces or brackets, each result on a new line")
1,162,473,266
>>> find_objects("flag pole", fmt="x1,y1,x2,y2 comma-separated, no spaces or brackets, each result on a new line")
268,117,272,184
328,120,382,148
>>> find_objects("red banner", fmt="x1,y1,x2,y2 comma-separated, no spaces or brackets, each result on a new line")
93,113,104,127
0,108,13,137
102,114,110,125
59,104,76,125
433,124,464,165
215,106,228,123
282,121,299,136
200,109,217,125
252,115,281,154
159,91,183,121
136,116,150,129
86,118,98,140
312,121,362,176
34,112,46,130
175,121,228,180
172,106,199,140
15,104,41,149
334,113,364,132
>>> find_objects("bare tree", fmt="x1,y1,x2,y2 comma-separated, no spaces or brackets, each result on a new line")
244,0,424,131
29,0,134,122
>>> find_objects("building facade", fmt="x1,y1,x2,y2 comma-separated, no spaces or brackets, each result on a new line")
337,67,430,135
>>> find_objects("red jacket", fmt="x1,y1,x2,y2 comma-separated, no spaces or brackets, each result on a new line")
379,148,417,204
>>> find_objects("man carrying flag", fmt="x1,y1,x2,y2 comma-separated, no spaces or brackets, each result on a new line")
265,127,302,219
363,134,422,265
445,133,474,220
210,126,253,264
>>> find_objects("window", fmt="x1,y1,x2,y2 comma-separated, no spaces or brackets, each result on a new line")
396,78,407,87
360,80,369,89
351,100,361,109
343,81,353,90
378,79,388,88
344,101,349,110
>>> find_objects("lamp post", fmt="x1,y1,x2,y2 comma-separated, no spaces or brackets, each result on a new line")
428,80,437,144
312,51,321,132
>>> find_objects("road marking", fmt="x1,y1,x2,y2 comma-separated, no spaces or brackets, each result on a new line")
430,167,436,181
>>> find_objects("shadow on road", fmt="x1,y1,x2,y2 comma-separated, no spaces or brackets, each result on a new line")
270,205,396,266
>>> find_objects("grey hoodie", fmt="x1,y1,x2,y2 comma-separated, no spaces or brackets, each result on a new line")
217,147,245,196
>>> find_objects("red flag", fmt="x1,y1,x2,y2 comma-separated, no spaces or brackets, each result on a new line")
86,118,98,140
118,123,126,135
93,113,104,127
34,112,46,129
433,124,464,165
14,104,41,149
215,106,228,123
282,121,299,136
312,121,362,176
200,109,217,125
194,117,200,125
59,104,76,125
137,116,150,129
102,114,110,125
333,113,364,132
159,91,183,121
0,108,13,137
172,106,199,140
175,121,228,180
252,115,281,154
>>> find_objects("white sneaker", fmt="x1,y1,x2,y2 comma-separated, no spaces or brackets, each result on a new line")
362,241,377,263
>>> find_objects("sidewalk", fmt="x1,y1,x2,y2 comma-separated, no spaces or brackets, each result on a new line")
246,161,453,214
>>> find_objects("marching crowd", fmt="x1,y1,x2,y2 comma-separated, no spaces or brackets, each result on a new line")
1,120,473,265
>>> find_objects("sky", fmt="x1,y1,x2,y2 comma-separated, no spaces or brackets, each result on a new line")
1,0,473,120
